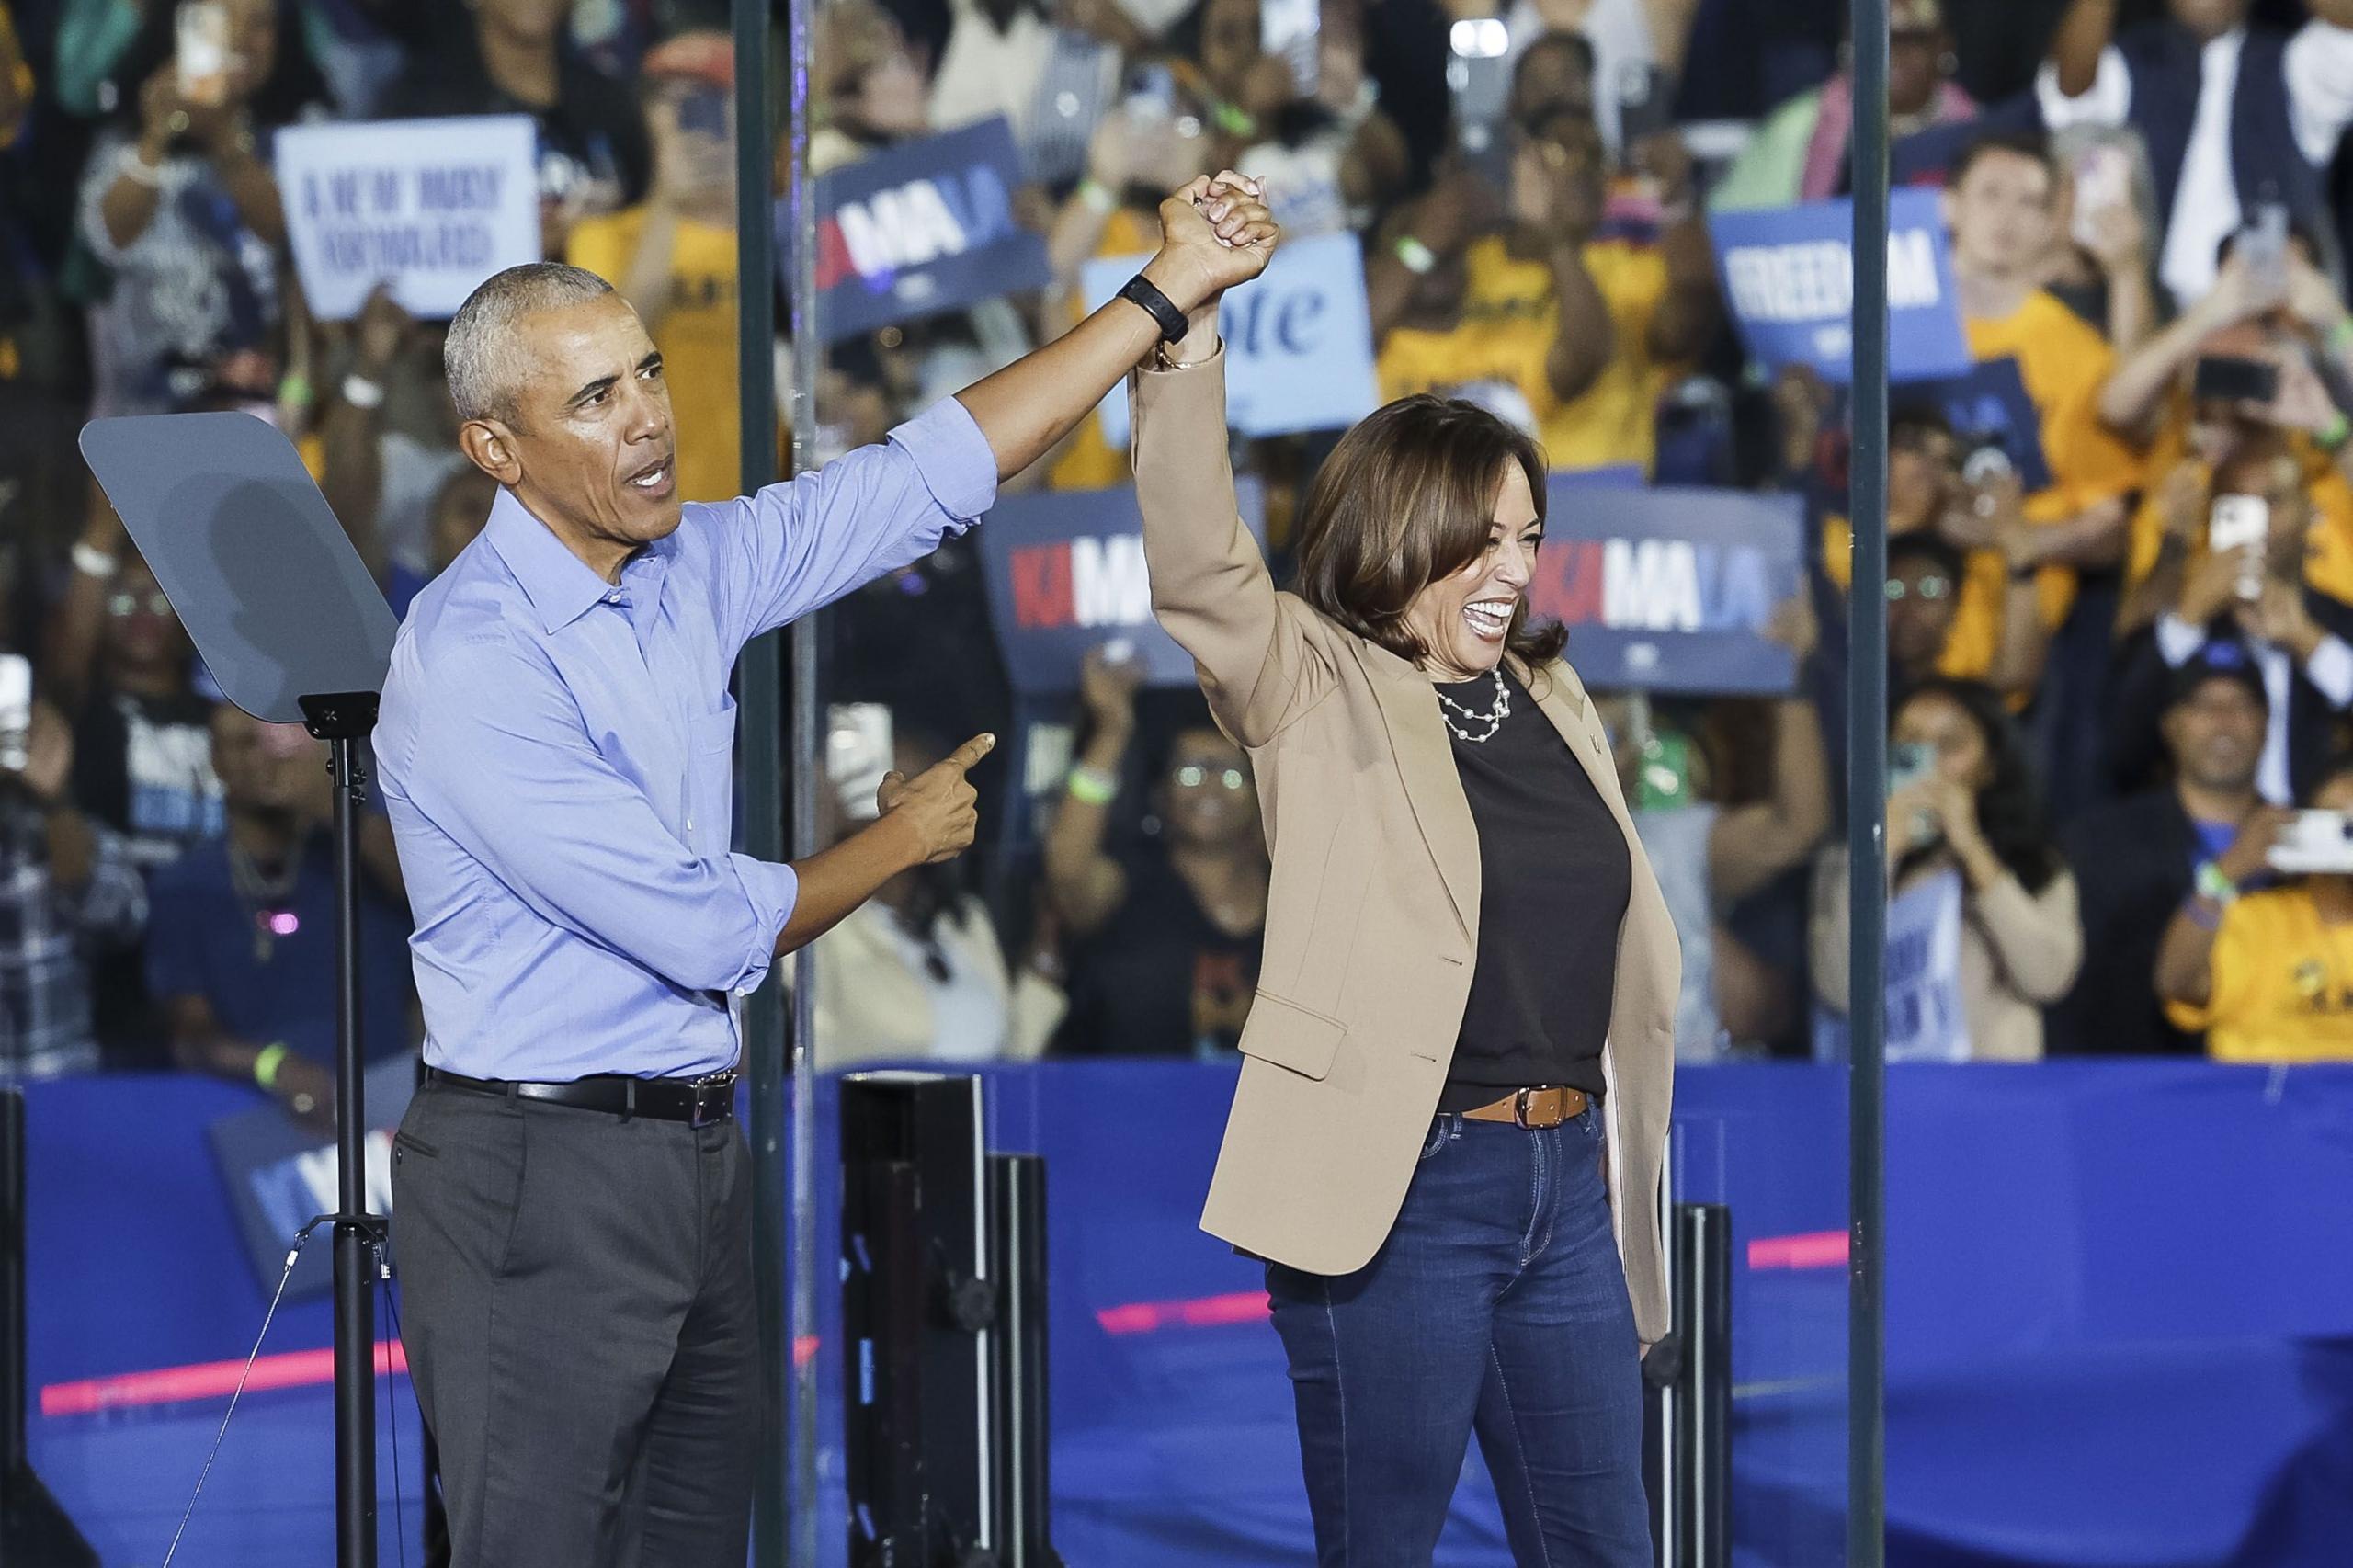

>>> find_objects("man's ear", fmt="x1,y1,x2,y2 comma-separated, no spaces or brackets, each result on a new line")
458,418,523,487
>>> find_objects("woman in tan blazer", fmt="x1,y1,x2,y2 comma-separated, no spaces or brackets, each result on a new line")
1128,175,1677,1568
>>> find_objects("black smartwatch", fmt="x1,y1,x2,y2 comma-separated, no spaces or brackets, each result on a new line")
1117,273,1191,344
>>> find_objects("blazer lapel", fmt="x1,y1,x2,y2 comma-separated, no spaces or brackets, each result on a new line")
1518,656,1624,820
1361,643,1482,940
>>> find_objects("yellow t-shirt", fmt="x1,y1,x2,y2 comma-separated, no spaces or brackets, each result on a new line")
0,5,29,152
1377,235,1673,475
568,208,743,505
2123,406,2353,604
1962,292,2145,627
2165,886,2353,1062
1048,209,1156,493
1819,516,2007,680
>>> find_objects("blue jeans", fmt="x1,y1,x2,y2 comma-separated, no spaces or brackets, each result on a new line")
1267,1109,1651,1568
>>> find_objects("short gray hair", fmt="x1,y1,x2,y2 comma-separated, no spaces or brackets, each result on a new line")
443,262,616,426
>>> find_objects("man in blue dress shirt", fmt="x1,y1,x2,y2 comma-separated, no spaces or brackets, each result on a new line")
377,176,1279,1564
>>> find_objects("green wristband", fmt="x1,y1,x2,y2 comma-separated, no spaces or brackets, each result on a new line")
1066,765,1119,806
253,1041,290,1092
2194,860,2240,909
2328,317,2353,354
1393,235,1438,276
2318,412,2351,453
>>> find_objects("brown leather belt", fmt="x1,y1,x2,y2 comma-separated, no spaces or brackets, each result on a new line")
1461,1085,1589,1130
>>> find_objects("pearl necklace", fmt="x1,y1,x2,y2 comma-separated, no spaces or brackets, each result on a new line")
1437,669,1511,744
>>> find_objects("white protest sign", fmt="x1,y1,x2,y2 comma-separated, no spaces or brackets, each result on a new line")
1884,868,1970,1062
275,116,540,321
1081,230,1380,446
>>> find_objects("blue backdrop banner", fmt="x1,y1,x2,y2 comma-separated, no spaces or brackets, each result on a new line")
792,119,1051,344
1711,188,1973,384
1531,483,1805,694
21,1063,2353,1568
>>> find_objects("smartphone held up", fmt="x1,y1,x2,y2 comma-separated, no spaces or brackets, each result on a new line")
2269,810,2353,875
176,0,231,108
2209,493,2270,602
0,653,31,776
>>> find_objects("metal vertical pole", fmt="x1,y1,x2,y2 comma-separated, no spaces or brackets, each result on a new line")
781,0,825,1557
328,733,376,1568
1845,0,1891,1562
2,1086,23,1488
733,0,787,1563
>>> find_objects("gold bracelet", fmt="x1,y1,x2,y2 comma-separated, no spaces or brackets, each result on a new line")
1153,335,1221,371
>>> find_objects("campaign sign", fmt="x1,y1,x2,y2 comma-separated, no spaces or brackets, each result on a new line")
1529,483,1804,695
981,481,1267,694
1711,189,1972,384
1081,231,1381,444
274,116,540,321
1917,355,2055,495
801,119,1051,344
1884,869,1970,1062
207,1056,415,1297
1555,463,1645,491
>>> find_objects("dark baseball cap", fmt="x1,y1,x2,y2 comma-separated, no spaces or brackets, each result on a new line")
2165,642,2270,714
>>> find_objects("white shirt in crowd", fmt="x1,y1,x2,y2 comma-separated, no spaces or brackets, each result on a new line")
2037,21,2353,307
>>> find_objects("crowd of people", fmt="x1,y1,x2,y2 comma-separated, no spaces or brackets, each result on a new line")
8,0,2353,1097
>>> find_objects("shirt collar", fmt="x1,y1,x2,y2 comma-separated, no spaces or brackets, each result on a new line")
484,487,635,634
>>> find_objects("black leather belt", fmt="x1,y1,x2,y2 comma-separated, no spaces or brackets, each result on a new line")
425,1066,737,1127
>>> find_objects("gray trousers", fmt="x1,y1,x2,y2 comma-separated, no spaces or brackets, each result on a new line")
391,1078,758,1567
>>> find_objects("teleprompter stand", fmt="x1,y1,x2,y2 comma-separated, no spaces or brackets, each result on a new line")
80,412,400,1567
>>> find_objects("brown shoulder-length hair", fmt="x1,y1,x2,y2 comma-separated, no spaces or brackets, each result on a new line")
1290,395,1567,672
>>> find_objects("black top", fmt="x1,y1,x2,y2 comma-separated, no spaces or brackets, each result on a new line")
2051,788,2208,1057
70,683,223,869
69,681,224,1057
381,51,652,212
1434,670,1630,1110
1054,844,1262,1059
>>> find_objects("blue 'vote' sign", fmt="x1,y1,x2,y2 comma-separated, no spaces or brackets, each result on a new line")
1083,231,1380,444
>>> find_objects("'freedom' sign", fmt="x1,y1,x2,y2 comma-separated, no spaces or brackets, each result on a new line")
1710,189,1972,384
979,483,1267,694
1529,483,1804,695
1081,231,1381,444
799,118,1051,344
274,116,540,321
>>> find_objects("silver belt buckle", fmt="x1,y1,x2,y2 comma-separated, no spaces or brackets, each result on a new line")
688,1071,733,1128
1515,1086,1564,1130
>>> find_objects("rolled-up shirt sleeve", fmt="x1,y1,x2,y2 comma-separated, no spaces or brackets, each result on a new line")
694,394,999,654
2287,20,2353,164
2304,631,2353,709
409,631,798,994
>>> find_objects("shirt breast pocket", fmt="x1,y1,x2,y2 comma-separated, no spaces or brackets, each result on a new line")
685,696,738,855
